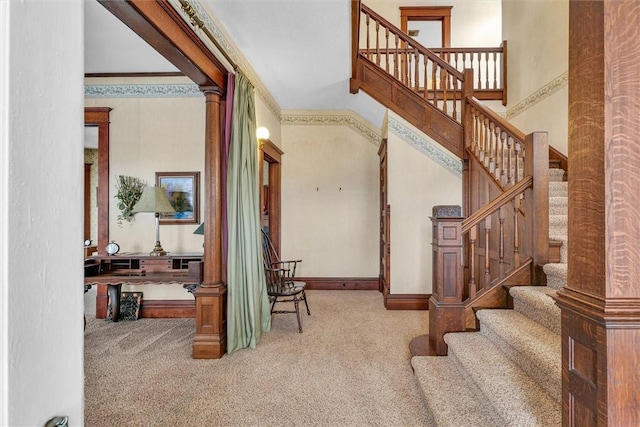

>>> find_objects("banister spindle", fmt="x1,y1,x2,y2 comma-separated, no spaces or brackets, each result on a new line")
513,195,521,266
365,14,371,61
489,121,496,173
442,69,448,115
499,206,506,275
423,56,428,100
431,64,437,109
476,53,481,90
507,136,513,185
375,21,380,66
394,34,399,79
515,141,521,183
474,110,480,155
469,225,477,299
484,216,491,288
493,51,498,89
414,48,420,92
484,52,489,89
385,28,390,74
484,118,490,167
452,75,457,120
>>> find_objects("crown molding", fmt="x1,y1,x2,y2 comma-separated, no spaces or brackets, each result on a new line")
506,71,568,120
281,110,382,146
387,114,462,178
172,0,282,120
85,83,202,98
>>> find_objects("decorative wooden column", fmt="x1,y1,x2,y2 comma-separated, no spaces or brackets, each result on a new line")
428,205,465,356
555,1,640,424
192,87,227,359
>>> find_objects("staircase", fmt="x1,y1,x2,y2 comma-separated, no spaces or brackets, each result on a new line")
412,167,567,426
350,1,567,424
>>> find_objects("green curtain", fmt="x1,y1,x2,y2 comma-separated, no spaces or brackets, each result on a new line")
226,72,271,353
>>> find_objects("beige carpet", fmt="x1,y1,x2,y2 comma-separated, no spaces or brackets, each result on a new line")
84,290,433,427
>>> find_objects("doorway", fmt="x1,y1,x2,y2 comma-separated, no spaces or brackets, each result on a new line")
400,6,452,48
259,138,283,254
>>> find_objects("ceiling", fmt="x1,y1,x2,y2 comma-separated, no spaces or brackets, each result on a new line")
84,0,385,127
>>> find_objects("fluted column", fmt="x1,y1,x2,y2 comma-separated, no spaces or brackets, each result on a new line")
192,86,226,359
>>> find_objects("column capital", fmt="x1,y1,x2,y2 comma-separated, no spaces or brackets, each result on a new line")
200,85,223,96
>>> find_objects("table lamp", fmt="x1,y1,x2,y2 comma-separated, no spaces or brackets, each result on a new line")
132,186,175,256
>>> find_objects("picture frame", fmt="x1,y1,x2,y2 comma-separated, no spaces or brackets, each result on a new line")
155,171,200,224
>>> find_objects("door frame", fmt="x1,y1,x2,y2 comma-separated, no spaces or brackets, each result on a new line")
259,138,283,254
400,6,453,48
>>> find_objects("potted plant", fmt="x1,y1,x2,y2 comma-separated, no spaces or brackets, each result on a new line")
115,175,146,226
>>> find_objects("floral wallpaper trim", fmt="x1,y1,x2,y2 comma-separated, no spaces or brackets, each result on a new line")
505,71,568,120
85,84,202,98
387,116,462,178
174,0,282,120
281,111,382,146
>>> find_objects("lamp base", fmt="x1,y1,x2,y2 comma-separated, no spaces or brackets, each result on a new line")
150,241,167,257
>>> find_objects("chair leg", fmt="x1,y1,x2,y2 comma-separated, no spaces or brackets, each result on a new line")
270,296,277,314
302,290,311,315
294,299,302,333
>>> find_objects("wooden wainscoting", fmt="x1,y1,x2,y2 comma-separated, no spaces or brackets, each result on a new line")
384,293,431,310
298,277,378,291
140,300,196,318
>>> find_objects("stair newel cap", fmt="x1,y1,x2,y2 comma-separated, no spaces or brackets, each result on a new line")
431,205,463,219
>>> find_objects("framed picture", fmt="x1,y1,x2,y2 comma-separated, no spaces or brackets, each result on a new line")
155,171,200,224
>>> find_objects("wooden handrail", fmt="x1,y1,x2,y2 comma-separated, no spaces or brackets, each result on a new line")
360,4,463,79
351,0,361,82
466,96,525,141
462,175,532,234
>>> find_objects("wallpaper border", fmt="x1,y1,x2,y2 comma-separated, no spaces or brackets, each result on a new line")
505,71,568,120
85,84,202,98
281,110,381,146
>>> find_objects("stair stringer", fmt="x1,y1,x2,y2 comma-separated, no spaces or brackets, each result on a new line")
354,56,464,159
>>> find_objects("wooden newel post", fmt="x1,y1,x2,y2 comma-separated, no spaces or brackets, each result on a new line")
429,205,465,356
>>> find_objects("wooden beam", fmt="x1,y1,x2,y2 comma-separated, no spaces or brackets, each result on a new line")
98,0,227,89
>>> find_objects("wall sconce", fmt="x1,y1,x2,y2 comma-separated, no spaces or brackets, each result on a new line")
132,186,175,256
256,126,270,141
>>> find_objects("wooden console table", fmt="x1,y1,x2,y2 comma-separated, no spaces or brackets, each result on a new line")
85,253,203,321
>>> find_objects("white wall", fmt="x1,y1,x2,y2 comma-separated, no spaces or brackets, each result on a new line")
367,0,502,47
386,112,463,294
281,124,379,277
1,1,84,425
85,78,206,300
503,0,569,154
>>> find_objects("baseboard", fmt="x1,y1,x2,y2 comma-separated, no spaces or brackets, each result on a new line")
297,277,378,290
140,300,196,318
384,293,431,310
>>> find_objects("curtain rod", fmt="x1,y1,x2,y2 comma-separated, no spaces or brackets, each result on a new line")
178,0,238,71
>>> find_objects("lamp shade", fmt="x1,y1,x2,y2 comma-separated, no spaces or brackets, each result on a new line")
193,222,204,235
132,186,176,214
256,126,270,140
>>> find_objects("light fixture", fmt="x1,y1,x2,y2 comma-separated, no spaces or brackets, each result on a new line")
132,186,176,256
256,126,270,141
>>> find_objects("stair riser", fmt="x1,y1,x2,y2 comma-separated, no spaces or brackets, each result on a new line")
480,321,562,402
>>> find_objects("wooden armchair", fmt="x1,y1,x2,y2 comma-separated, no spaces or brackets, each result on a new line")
261,230,310,332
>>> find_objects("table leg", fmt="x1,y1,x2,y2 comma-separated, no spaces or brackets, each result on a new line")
107,283,122,322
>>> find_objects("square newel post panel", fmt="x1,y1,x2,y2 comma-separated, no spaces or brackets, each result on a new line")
193,87,226,359
428,205,465,356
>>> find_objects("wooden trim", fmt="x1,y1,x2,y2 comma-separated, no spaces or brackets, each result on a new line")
400,6,452,48
139,299,195,318
97,0,226,88
385,293,431,310
259,138,282,255
84,107,111,256
85,72,184,78
297,277,378,291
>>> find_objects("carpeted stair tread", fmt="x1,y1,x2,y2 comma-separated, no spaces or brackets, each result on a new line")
411,356,503,427
543,263,567,290
509,286,561,335
548,168,565,182
549,181,568,197
549,215,568,235
476,309,561,401
549,195,568,215
445,332,561,426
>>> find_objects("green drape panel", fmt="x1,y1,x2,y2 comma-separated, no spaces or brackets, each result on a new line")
226,72,271,353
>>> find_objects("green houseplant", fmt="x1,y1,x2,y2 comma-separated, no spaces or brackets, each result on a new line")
115,175,146,225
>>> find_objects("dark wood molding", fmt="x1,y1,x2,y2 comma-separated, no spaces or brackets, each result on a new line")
385,293,431,310
97,0,226,89
84,107,111,256
140,300,196,318
400,6,452,47
259,138,283,255
298,277,378,291
85,72,185,78
354,56,463,158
